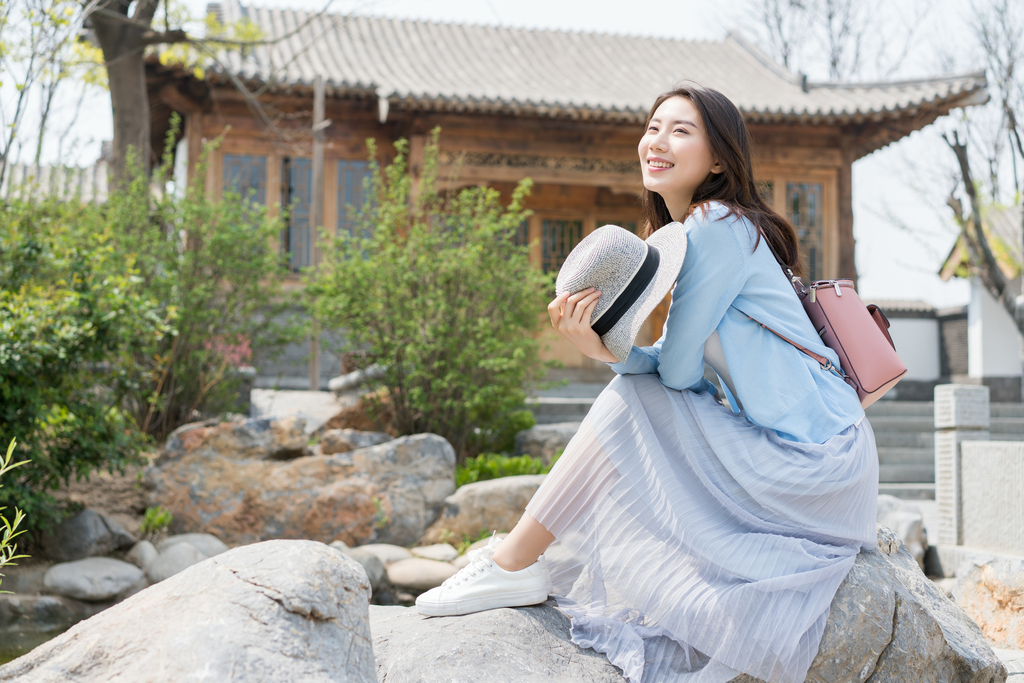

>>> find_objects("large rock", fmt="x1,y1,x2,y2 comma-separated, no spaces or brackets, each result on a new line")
330,541,386,593
420,475,544,545
952,556,1024,650
877,494,928,569
146,433,456,547
370,527,1006,683
0,540,376,682
159,415,308,462
321,428,393,455
39,509,136,562
43,558,147,603
514,421,579,465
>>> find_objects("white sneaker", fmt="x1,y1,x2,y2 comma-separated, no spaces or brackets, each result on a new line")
415,535,552,617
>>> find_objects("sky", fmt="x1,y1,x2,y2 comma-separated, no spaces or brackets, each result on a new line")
14,0,978,307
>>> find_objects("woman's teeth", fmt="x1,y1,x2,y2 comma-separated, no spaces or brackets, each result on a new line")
648,161,673,168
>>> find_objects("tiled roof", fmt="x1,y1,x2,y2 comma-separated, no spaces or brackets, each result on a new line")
211,1,987,126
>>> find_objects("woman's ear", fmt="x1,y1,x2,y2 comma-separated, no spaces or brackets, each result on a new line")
710,159,724,175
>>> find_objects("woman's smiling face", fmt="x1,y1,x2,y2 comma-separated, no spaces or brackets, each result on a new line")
638,96,721,218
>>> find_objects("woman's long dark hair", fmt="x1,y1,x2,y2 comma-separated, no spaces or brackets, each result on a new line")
640,85,803,277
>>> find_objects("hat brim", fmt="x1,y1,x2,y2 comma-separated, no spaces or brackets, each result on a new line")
599,222,688,365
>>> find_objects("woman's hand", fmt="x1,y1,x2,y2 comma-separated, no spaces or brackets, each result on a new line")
548,288,619,363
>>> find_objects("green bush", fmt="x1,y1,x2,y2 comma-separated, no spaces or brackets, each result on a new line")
308,129,550,462
108,117,296,440
139,506,173,536
455,452,556,487
0,439,28,592
0,197,166,533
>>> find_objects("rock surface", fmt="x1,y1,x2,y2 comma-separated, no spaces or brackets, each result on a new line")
330,541,386,593
0,540,376,682
877,494,928,569
419,475,545,545
370,601,624,682
953,557,1024,650
147,433,456,547
514,421,579,464
372,527,1006,683
146,542,207,583
156,532,229,558
159,414,309,463
386,558,457,592
43,558,146,603
39,509,136,562
321,428,393,455
0,594,109,637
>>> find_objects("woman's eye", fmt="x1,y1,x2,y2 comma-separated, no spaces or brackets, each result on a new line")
647,126,658,132
674,128,688,134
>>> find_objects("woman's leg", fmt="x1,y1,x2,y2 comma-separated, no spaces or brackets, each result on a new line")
491,513,555,571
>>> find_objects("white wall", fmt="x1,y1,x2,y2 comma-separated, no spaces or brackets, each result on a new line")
887,318,940,381
968,277,1023,378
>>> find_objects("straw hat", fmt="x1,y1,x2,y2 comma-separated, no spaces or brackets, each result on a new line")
555,222,688,364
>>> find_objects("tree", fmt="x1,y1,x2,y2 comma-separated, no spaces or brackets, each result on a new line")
941,0,1024,336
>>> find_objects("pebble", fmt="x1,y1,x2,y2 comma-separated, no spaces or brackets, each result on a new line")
147,542,208,583
410,543,459,562
43,557,147,602
387,558,457,592
156,533,228,558
356,543,414,566
126,541,158,570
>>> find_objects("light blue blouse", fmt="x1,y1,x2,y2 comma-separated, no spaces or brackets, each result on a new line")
607,202,865,444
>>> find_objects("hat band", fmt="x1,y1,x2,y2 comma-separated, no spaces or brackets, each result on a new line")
592,245,661,337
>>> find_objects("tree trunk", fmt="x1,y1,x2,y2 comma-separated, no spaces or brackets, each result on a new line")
88,0,157,184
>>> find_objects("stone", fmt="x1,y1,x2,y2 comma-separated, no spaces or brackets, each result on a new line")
147,433,456,547
953,556,1024,650
369,601,625,682
386,558,458,592
39,509,137,562
156,533,229,558
43,558,147,603
357,543,414,566
158,414,308,463
451,554,472,570
0,563,49,595
321,428,393,455
146,542,207,583
514,421,580,464
410,543,459,562
935,384,990,430
877,494,928,569
125,541,157,570
420,475,544,545
329,541,386,593
960,441,1024,556
0,540,376,682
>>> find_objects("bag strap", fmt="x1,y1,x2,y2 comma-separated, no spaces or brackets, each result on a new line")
751,236,847,381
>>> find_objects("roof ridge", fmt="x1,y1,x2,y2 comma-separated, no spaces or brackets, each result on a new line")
725,31,800,85
807,69,987,90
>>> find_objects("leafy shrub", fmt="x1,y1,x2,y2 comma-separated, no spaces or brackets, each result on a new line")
455,452,556,487
0,198,166,533
0,439,28,592
108,117,296,440
139,506,173,536
308,129,550,462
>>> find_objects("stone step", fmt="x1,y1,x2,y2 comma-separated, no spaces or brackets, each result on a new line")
873,431,934,449
878,483,935,500
526,397,594,424
992,403,1024,418
877,447,932,465
866,401,935,417
866,416,936,433
879,463,934,483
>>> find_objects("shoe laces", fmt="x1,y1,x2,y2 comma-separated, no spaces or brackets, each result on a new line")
442,534,500,588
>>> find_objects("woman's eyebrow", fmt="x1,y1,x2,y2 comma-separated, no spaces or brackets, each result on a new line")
650,117,698,127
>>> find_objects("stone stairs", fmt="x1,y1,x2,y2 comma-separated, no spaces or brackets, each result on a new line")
526,390,1024,501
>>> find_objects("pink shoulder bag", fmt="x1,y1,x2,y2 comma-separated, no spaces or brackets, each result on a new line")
751,268,907,409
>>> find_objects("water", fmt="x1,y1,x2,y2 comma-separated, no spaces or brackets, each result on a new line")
0,629,65,666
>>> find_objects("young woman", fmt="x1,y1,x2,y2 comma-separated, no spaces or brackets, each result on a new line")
416,85,878,683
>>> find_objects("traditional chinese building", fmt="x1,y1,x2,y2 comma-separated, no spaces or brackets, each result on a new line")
146,2,987,382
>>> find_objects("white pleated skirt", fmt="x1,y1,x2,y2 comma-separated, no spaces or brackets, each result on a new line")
526,374,878,683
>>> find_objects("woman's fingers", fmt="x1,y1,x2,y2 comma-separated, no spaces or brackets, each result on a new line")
547,292,570,327
570,290,602,324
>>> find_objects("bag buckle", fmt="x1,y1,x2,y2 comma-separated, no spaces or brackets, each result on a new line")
820,358,847,380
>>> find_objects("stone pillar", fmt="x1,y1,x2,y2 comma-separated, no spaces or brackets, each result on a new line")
934,384,990,547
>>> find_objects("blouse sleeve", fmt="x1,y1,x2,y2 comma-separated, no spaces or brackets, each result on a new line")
607,207,750,392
